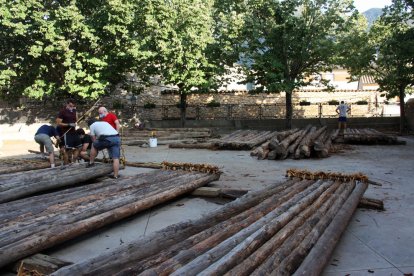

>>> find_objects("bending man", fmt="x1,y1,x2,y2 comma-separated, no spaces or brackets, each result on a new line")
34,124,60,168
86,118,121,179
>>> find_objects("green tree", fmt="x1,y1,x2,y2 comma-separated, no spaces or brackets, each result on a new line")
0,0,150,101
344,0,414,133
239,0,359,129
146,0,243,126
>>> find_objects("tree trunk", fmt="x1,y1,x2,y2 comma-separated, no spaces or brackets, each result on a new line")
180,92,187,128
0,159,50,175
285,90,293,129
0,163,113,203
399,85,406,135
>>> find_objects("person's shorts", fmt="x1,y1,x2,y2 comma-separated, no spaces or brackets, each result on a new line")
60,133,82,149
338,116,347,122
93,135,121,159
34,134,54,153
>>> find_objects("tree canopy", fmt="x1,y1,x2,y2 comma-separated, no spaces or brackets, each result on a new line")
0,0,150,101
344,0,414,133
238,0,360,128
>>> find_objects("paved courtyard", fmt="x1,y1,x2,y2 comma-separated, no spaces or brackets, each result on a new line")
1,135,414,275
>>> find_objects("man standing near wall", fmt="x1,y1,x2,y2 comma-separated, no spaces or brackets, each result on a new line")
336,101,350,132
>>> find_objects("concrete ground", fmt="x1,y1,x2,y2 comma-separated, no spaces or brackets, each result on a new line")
2,135,414,275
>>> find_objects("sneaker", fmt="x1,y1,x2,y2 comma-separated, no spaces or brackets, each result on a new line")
86,163,95,168
109,175,120,179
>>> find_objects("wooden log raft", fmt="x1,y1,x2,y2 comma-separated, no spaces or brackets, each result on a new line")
0,168,220,268
340,128,404,145
52,170,369,276
0,163,113,203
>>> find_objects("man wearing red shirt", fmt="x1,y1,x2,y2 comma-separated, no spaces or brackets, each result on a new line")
98,106,121,131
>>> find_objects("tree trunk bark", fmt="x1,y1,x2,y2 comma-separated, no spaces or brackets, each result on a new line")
293,181,368,276
285,90,293,129
0,159,50,175
180,92,187,128
0,163,113,203
399,85,406,135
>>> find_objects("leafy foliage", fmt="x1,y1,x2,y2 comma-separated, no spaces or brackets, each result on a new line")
0,0,150,101
343,0,414,132
238,0,359,128
144,0,243,125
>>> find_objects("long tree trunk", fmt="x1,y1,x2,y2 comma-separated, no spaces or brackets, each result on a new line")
285,90,293,129
180,91,187,128
399,85,406,135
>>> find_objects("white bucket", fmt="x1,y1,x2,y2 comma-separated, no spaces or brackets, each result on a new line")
149,138,157,148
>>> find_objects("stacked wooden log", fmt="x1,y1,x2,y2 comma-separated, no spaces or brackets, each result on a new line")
0,158,50,175
340,128,404,145
252,126,337,160
0,168,220,268
211,130,279,150
0,163,113,203
123,128,213,146
53,170,369,276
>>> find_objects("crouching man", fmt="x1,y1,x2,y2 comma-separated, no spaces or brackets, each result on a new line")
34,124,60,168
86,118,121,179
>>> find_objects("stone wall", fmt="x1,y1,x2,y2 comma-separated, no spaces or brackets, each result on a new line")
0,88,398,126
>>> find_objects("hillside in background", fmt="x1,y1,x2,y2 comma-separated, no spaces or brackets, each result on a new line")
363,8,383,27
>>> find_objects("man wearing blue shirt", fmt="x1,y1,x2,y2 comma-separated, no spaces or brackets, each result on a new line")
34,124,60,168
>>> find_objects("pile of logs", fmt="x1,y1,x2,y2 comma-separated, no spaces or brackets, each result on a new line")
339,128,404,145
53,169,368,276
0,158,50,175
122,128,214,146
212,130,279,150
0,163,113,203
0,168,220,268
169,130,279,150
252,126,338,160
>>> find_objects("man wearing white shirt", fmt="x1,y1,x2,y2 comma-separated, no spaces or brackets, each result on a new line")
86,118,121,179
336,101,350,131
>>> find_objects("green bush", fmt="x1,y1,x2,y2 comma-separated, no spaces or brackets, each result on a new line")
206,100,221,107
356,100,368,105
112,100,124,109
143,102,156,109
299,100,311,106
328,100,339,105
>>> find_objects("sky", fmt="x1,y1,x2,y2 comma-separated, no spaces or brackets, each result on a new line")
353,0,393,12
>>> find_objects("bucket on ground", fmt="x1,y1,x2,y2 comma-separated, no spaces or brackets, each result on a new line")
149,138,157,148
